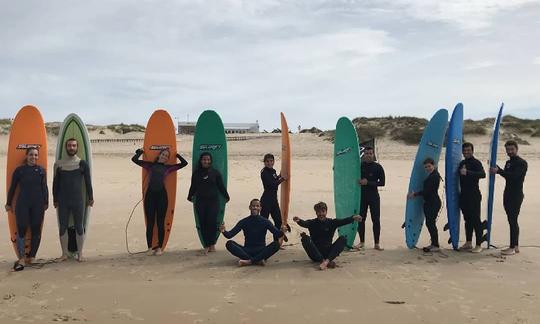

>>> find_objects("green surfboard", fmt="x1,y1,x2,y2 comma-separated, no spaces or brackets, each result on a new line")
333,117,361,248
55,113,92,257
192,110,228,247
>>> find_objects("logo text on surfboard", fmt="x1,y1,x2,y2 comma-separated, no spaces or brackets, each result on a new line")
200,144,222,151
336,147,351,156
16,144,41,150
426,141,439,148
150,145,171,150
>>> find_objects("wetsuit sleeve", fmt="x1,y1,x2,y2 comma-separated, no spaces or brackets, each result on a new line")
498,160,528,180
266,219,284,239
131,151,152,170
368,165,385,187
261,169,280,191
81,161,94,201
53,163,60,204
164,154,189,176
333,216,355,227
222,219,244,239
467,160,486,179
6,167,21,206
216,171,230,201
296,218,311,228
41,168,49,205
187,171,197,201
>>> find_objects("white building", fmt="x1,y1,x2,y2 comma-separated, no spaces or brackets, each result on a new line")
177,121,259,134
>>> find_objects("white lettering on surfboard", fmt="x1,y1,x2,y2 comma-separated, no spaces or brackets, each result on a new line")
16,144,41,149
336,147,351,156
426,141,439,148
150,145,171,150
200,144,222,151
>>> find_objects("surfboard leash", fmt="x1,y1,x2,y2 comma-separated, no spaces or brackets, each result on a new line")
125,197,148,256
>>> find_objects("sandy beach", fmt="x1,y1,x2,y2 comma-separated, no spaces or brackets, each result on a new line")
1,133,539,324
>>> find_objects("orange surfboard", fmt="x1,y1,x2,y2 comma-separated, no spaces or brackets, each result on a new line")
280,112,291,229
6,105,48,257
142,110,177,250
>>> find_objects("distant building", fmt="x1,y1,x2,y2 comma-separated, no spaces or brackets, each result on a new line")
177,121,260,134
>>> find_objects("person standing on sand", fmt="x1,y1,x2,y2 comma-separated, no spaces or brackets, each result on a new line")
220,199,284,266
6,147,48,271
458,142,486,253
260,153,288,232
355,146,385,251
54,138,93,262
132,147,188,256
188,152,230,255
490,140,527,256
408,158,442,252
294,201,362,270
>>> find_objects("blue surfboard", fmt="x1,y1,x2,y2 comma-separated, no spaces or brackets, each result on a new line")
486,103,504,248
405,109,449,249
445,103,463,250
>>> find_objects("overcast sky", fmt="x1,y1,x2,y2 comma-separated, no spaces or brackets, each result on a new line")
2,0,540,130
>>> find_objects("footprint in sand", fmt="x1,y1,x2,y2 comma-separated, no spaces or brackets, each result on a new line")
224,292,237,304
112,309,144,321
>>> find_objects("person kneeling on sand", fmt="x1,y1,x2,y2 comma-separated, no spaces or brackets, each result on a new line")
220,199,284,266
293,201,362,270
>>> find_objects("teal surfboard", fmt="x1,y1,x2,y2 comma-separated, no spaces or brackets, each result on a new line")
445,103,463,250
55,113,92,257
333,117,361,248
405,109,448,249
486,103,504,248
192,110,228,247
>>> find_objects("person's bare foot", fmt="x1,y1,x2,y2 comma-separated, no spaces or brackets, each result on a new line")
515,246,520,253
55,255,68,262
319,259,329,270
77,254,86,262
155,248,163,256
238,259,252,267
209,245,216,252
353,242,365,251
146,248,155,256
501,247,515,255
328,261,336,269
374,244,384,251
198,247,210,256
26,257,35,264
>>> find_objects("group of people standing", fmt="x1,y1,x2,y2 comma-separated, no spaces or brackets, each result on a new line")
6,138,94,271
408,140,528,255
5,138,528,272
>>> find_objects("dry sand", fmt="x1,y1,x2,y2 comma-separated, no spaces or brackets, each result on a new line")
0,133,539,323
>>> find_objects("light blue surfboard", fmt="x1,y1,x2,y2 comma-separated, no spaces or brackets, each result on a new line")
485,103,504,248
445,103,463,250
405,109,448,249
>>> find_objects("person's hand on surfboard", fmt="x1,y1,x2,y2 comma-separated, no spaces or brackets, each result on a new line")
489,166,500,174
135,148,144,155
407,192,416,199
352,215,362,222
88,199,94,207
219,223,226,233
293,216,300,223
460,165,468,176
5,204,11,212
358,178,368,186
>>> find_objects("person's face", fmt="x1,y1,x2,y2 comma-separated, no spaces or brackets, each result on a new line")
315,208,327,220
26,149,39,165
424,163,435,174
158,150,170,163
264,158,274,168
363,149,374,162
249,200,261,215
66,140,78,156
505,145,518,157
201,155,212,168
462,146,473,159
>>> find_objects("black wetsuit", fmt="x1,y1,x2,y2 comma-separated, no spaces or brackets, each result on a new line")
497,155,528,248
358,161,385,244
260,167,283,229
458,157,486,246
53,160,93,237
188,167,229,247
6,164,48,258
297,216,354,262
132,151,188,248
416,169,442,247
223,215,283,263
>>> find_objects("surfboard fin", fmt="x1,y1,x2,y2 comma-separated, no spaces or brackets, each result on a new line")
481,220,488,230
447,238,452,244
481,234,488,243
443,223,449,231
401,222,406,229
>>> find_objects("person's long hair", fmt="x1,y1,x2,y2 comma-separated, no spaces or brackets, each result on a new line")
154,148,170,163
